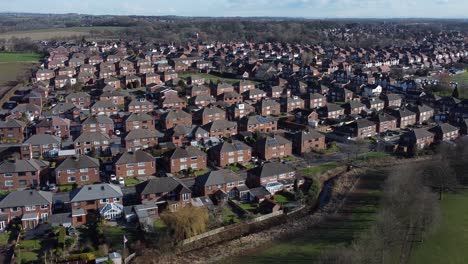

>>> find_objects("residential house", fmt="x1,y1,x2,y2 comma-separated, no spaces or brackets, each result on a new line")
0,119,26,143
195,169,247,198
208,140,252,167
161,109,192,129
239,115,277,133
124,128,160,152
24,134,61,158
136,177,192,212
306,93,327,109
247,162,297,194
0,159,48,190
203,120,238,138
74,132,110,155
82,115,114,135
194,106,226,125
280,96,305,113
255,135,292,161
55,156,100,185
388,108,417,128
115,150,156,179
256,99,281,117
124,113,155,132
430,123,459,142
290,129,326,154
35,117,70,139
370,113,397,133
166,146,207,173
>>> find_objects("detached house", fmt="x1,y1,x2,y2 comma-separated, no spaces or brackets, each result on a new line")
115,150,155,179
409,104,434,124
400,129,435,152
0,190,52,230
370,113,397,133
280,96,305,113
166,146,207,173
208,140,252,167
388,108,417,128
55,156,100,185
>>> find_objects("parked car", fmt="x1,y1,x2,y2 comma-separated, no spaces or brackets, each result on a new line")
118,177,125,185
110,174,117,182
48,184,57,192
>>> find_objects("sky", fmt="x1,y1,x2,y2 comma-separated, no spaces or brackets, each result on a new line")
1,0,466,18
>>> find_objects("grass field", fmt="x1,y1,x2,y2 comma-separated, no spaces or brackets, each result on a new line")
0,26,126,40
0,52,41,62
230,169,385,264
409,191,468,264
300,162,342,178
0,62,35,85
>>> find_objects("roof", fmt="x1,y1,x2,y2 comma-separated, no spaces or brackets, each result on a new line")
125,112,153,122
125,128,161,140
82,115,114,125
115,150,154,165
0,119,26,129
354,119,376,129
163,109,191,120
74,132,110,143
25,134,61,145
407,128,434,139
56,156,100,171
242,115,277,126
431,123,459,134
203,120,237,131
257,162,294,178
0,190,52,208
170,146,206,159
70,184,123,202
36,117,70,128
195,169,245,187
294,129,324,141
256,135,291,148
136,177,191,195
210,140,251,154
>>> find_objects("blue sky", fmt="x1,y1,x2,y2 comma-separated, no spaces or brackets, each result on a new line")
2,0,466,18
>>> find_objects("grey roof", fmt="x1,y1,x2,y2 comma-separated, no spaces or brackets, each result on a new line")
170,146,206,159
0,119,26,128
243,115,277,126
210,140,251,154
12,103,41,113
36,117,70,128
257,162,294,178
325,103,344,112
66,92,90,100
204,120,237,132
346,100,365,109
70,183,123,202
136,177,191,195
49,213,72,226
56,156,100,171
198,106,225,116
126,112,153,122
91,100,117,109
259,99,280,108
295,129,324,141
195,169,245,187
50,102,78,114
74,132,110,143
115,150,154,165
125,128,161,140
25,134,61,145
257,135,291,148
0,190,52,208
392,108,416,118
82,115,114,125
410,104,434,114
354,119,376,129
372,113,396,123
409,128,434,139
431,123,459,134
164,109,191,120
128,99,153,107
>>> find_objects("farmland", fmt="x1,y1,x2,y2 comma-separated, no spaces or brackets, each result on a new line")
0,26,126,40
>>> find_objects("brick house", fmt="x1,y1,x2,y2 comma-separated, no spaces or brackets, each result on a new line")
166,146,207,173
429,123,459,142
82,115,114,135
159,95,187,110
195,169,247,197
388,108,417,128
218,91,243,105
0,190,52,230
306,93,327,109
190,95,216,107
370,113,397,133
36,117,71,139
136,177,192,212
255,135,292,161
161,109,192,129
227,103,255,121
409,104,434,124
74,132,110,155
124,128,160,152
211,82,234,96
243,88,267,102
124,113,155,132
382,93,403,108
65,92,91,110
291,129,326,154
203,120,238,138
0,159,48,190
247,162,297,194
280,96,305,113
400,129,435,152
24,134,61,158
239,115,278,133
343,101,366,115
235,80,256,94
328,87,353,102
208,140,252,167
319,103,345,119
256,99,281,117
187,84,211,97
99,90,125,106
0,119,26,143
194,106,226,125
70,184,123,226
341,119,377,139
362,97,385,111
127,99,154,114
55,156,100,185
91,101,119,117
115,150,155,179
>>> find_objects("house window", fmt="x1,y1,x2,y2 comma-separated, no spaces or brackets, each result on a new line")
227,182,235,187
126,163,134,168
19,180,27,186
25,206,36,211
138,169,146,175
138,162,145,167
68,177,76,183
67,169,76,174
80,168,88,173
182,193,190,201
5,180,13,187
10,207,18,212
40,205,48,210
127,170,134,176
80,176,89,182
114,197,120,202
100,198,110,204
4,173,13,177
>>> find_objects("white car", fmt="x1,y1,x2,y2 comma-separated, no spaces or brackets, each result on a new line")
115,130,121,136
118,177,125,185
110,174,117,182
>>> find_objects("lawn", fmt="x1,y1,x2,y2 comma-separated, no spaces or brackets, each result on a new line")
102,226,136,252
153,220,167,232
16,251,38,263
357,151,390,161
124,178,140,186
300,162,341,178
0,62,36,85
222,207,241,225
0,52,42,62
239,203,258,213
180,73,255,85
409,191,468,264
229,169,385,264
58,184,75,192
19,239,41,249
225,164,242,172
273,194,293,204
0,232,10,247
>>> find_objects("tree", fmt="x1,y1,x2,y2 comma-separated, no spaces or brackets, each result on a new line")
422,152,458,200
160,206,209,241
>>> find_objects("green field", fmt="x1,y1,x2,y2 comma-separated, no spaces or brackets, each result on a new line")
230,170,384,264
300,162,342,178
0,26,126,40
410,191,468,264
0,52,41,62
